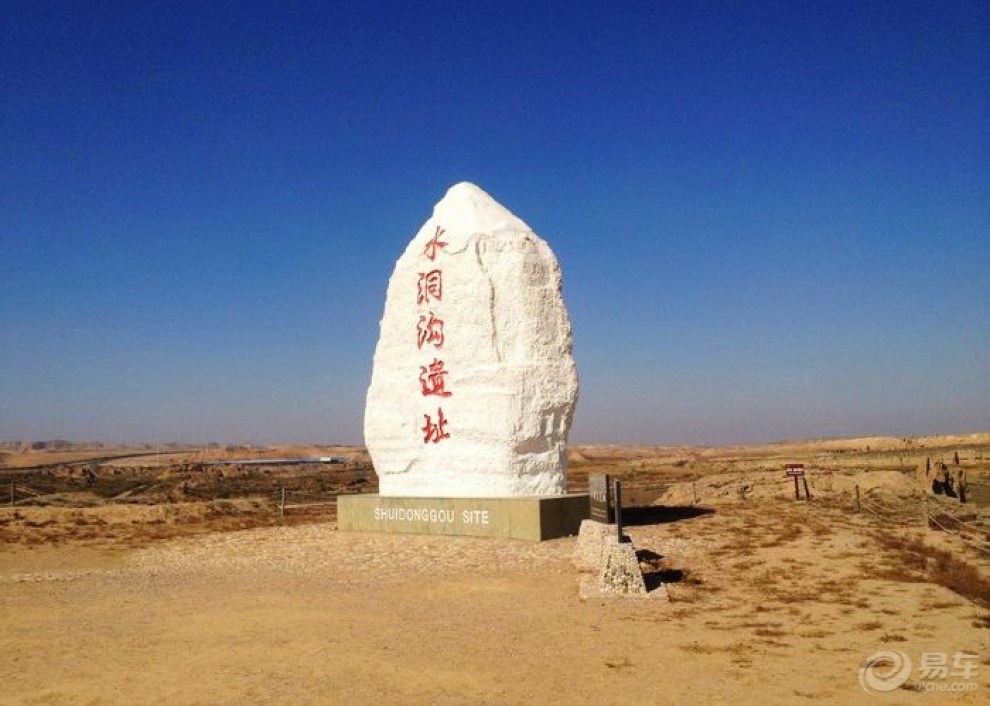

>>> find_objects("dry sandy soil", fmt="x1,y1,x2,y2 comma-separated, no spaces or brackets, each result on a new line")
1,434,989,704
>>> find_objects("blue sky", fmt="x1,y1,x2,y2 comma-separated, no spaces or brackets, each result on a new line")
2,1,987,445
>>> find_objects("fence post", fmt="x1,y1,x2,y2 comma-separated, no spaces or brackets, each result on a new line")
280,487,285,517
612,478,624,543
855,485,860,511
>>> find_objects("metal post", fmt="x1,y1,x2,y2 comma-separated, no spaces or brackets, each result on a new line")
802,477,811,501
605,474,613,523
280,487,286,517
793,476,800,501
613,478,623,543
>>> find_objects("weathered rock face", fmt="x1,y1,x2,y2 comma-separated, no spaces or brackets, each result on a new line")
364,182,578,497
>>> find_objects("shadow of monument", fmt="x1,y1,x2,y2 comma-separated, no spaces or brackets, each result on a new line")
621,505,715,527
624,509,715,594
636,548,686,592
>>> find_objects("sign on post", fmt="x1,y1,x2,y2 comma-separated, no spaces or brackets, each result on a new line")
785,464,807,501
589,474,613,523
588,473,626,542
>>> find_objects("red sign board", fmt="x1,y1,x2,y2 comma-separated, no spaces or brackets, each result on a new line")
785,464,805,477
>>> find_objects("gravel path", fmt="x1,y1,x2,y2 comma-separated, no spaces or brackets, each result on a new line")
126,523,580,585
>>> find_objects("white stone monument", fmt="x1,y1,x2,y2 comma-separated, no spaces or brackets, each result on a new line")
340,183,586,540
364,182,579,497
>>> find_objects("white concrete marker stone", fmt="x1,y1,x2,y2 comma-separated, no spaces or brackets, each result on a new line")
364,182,579,497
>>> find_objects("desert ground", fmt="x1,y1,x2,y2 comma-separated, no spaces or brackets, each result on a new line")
1,434,988,704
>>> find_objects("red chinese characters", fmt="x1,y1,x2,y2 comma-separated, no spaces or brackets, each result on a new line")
419,358,452,397
422,407,450,444
424,226,447,261
416,224,453,443
416,312,445,350
417,269,443,305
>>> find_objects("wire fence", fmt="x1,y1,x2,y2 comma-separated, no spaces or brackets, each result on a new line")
855,485,990,556
5,478,368,518
269,487,348,516
7,482,43,506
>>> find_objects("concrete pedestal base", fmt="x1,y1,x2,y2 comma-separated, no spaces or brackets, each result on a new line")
337,494,590,541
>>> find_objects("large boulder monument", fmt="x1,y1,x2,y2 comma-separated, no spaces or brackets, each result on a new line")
338,182,588,540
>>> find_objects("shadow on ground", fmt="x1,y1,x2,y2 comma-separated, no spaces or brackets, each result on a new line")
622,505,715,526
636,548,686,592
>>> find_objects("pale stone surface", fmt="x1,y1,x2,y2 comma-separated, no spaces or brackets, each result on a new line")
573,519,610,570
598,540,647,596
365,182,578,497
574,520,653,599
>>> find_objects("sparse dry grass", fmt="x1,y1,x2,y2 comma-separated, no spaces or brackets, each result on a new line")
856,619,884,630
761,524,803,547
0,499,310,547
798,628,833,638
879,632,906,642
679,641,751,655
868,531,990,608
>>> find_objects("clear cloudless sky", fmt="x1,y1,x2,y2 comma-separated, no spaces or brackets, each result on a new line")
2,1,987,445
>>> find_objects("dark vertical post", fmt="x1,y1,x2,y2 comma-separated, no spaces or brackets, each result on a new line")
793,476,800,501
802,477,811,501
855,484,860,511
9,480,13,507
280,487,286,517
613,478,623,543
605,474,613,523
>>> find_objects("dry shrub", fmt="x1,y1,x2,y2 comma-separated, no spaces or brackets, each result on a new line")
750,569,777,587
680,643,718,654
771,587,829,603
870,531,990,608
761,524,803,547
810,523,839,539
0,498,283,547
754,627,789,637
680,641,750,655
603,657,632,670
